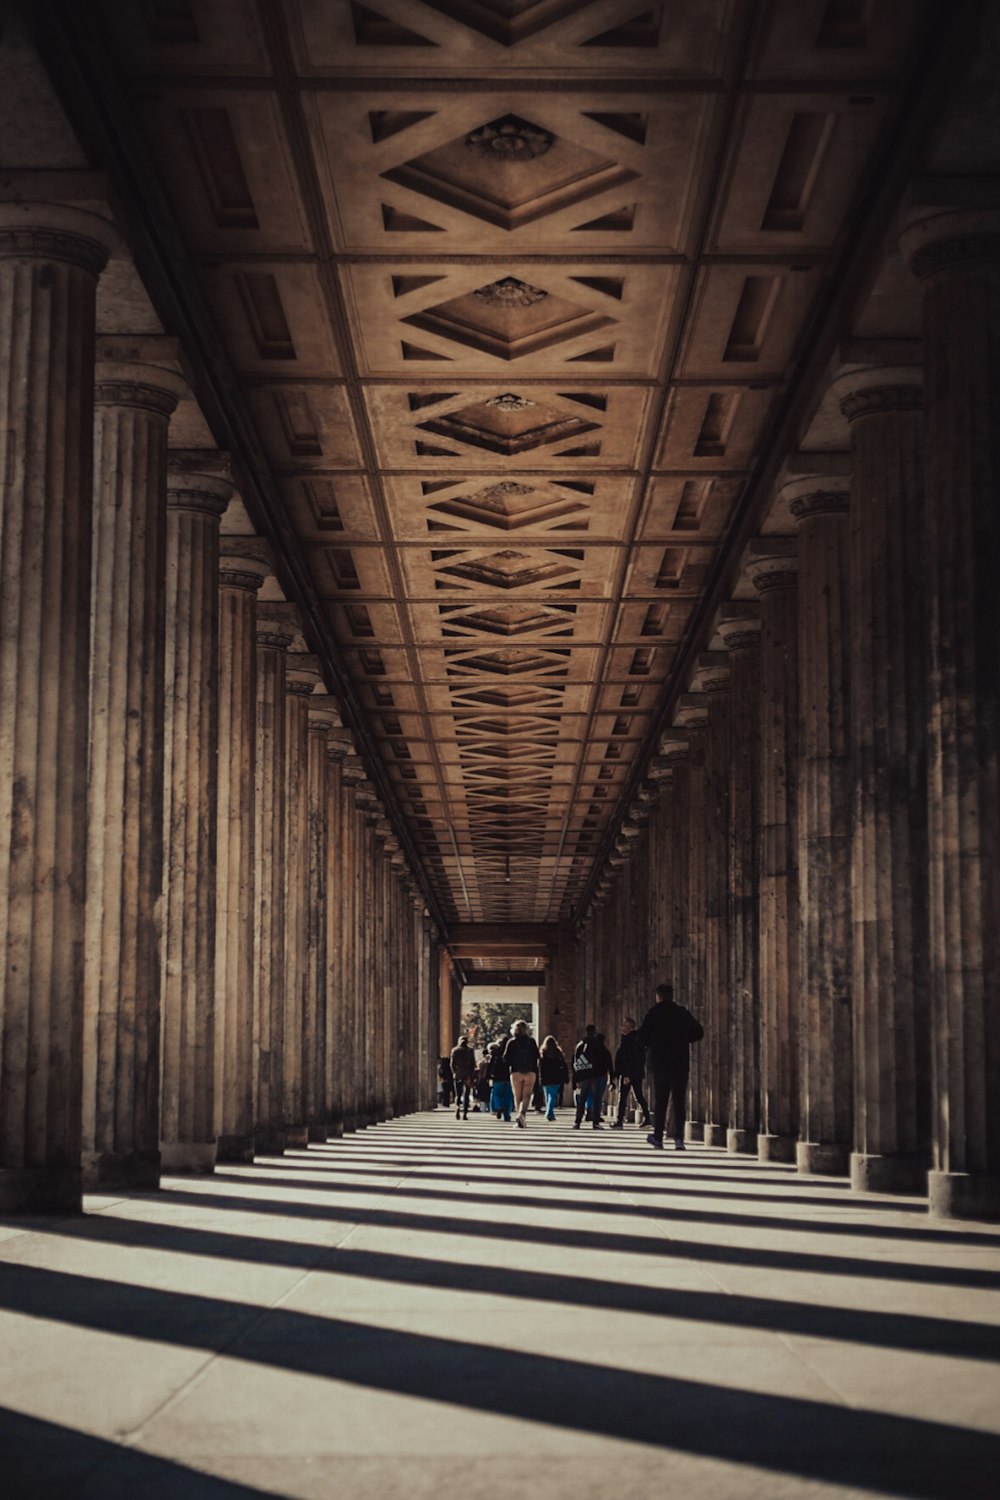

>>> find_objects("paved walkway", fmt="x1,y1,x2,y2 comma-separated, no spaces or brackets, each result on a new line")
1,1109,999,1499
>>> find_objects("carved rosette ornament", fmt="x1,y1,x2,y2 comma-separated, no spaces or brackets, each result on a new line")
484,392,536,412
466,117,553,161
473,277,548,308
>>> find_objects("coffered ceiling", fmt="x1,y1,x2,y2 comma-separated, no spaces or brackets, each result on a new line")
73,0,931,930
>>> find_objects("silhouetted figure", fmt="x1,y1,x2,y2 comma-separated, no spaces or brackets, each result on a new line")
538,1035,569,1120
486,1038,513,1122
637,982,704,1150
503,1020,540,1129
611,1016,650,1129
450,1035,476,1119
437,1055,454,1109
573,1025,613,1130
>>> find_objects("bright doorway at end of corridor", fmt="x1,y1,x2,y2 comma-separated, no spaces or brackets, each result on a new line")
461,986,539,1048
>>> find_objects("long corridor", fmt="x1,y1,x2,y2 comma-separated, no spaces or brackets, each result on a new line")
1,1110,998,1500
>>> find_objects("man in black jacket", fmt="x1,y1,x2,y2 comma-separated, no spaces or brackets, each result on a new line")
637,983,704,1150
611,1017,650,1130
572,1026,614,1130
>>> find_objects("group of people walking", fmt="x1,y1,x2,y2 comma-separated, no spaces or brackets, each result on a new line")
440,984,704,1149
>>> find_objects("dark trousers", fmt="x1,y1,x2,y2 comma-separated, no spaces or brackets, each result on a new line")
575,1076,607,1127
616,1075,650,1124
652,1065,689,1142
454,1080,472,1114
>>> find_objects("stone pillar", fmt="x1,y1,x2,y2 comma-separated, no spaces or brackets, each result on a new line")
341,756,368,1130
160,459,231,1173
305,692,339,1141
789,476,853,1174
324,724,351,1135
0,202,114,1212
282,650,321,1149
253,602,295,1154
214,538,270,1162
746,540,802,1166
692,655,732,1148
717,607,762,1154
672,698,709,1138
83,352,185,1191
902,208,1000,1218
833,361,930,1196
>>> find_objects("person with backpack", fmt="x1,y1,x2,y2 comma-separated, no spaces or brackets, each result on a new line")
486,1038,513,1122
611,1016,651,1130
450,1035,477,1120
538,1035,569,1120
572,1025,614,1130
502,1020,540,1129
637,982,705,1150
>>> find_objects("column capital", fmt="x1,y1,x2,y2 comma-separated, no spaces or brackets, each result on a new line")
326,726,354,762
0,200,117,274
746,537,799,593
784,474,851,522
307,693,342,733
673,693,710,730
94,361,187,417
717,602,761,652
219,537,271,594
691,651,730,694
831,363,923,422
658,733,690,765
901,206,1000,278
255,600,298,651
167,455,233,519
286,653,324,697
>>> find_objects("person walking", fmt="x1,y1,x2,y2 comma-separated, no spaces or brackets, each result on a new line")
450,1035,476,1119
611,1016,650,1129
637,982,704,1150
503,1020,540,1129
572,1025,613,1130
437,1054,453,1109
487,1039,513,1122
538,1035,569,1120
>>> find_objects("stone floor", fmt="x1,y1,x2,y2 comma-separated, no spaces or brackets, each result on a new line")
1,1109,999,1499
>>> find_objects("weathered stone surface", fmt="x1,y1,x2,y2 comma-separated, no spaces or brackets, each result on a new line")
834,362,930,1196
790,478,853,1176
282,652,323,1149
160,463,231,1174
903,207,1000,1219
0,202,114,1213
214,539,270,1163
83,358,185,1191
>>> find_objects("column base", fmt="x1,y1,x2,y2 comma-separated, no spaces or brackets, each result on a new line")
342,1114,358,1134
928,1170,1000,1221
684,1122,705,1143
797,1141,850,1177
160,1141,216,1174
283,1126,309,1149
704,1123,727,1148
254,1128,285,1156
307,1123,328,1143
850,1151,928,1196
215,1134,255,1164
757,1133,796,1163
727,1128,757,1155
0,1167,82,1215
327,1119,345,1139
82,1150,161,1192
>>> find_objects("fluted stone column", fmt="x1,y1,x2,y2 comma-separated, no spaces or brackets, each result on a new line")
282,651,321,1149
833,362,930,1196
341,755,367,1132
746,540,801,1166
902,207,1000,1218
305,689,338,1142
790,477,853,1174
0,202,114,1212
253,603,295,1154
324,724,351,1135
214,538,270,1162
717,607,762,1155
83,354,185,1191
673,698,709,1139
160,461,230,1172
692,655,732,1148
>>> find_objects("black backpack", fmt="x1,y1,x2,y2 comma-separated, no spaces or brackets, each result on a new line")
572,1039,595,1079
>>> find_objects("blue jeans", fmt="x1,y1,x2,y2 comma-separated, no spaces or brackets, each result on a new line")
543,1084,560,1120
575,1076,607,1127
490,1081,513,1120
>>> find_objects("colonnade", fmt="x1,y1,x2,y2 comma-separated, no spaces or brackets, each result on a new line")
578,206,1000,1221
0,197,437,1214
